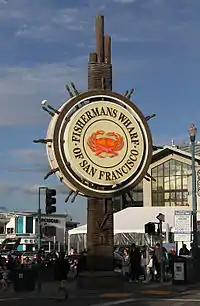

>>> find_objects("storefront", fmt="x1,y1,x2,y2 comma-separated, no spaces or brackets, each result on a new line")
0,212,79,252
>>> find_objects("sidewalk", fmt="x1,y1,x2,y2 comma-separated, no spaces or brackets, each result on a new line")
0,279,199,300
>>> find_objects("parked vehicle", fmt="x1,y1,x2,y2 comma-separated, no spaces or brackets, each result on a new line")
114,251,123,269
0,250,22,263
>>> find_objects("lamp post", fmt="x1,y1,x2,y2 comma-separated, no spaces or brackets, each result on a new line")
188,123,197,266
156,213,165,283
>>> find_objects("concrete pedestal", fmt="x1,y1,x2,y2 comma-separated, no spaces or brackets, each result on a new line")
77,271,124,290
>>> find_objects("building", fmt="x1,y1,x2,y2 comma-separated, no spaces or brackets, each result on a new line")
70,145,200,252
113,145,200,211
0,212,79,252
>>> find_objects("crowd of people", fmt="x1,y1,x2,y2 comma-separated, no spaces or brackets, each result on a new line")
121,242,190,282
0,243,191,292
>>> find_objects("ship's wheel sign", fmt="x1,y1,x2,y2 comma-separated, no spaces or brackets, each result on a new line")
45,91,152,198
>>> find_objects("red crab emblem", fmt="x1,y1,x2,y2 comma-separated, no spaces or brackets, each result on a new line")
87,130,124,158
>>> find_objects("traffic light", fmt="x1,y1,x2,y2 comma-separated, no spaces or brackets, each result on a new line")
145,222,155,235
45,188,56,214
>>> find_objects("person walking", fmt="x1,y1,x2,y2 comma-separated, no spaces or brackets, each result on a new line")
56,253,70,300
154,243,166,281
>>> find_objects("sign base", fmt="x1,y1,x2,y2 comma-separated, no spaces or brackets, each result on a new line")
86,254,114,271
77,271,124,290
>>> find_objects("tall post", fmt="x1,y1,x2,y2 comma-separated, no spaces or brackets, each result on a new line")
191,138,197,251
95,15,104,63
37,186,43,293
188,123,198,280
37,186,47,292
63,217,66,253
38,187,42,252
159,221,164,283
87,15,113,271
188,123,198,279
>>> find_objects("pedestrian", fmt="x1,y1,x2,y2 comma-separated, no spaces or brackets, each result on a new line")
122,249,130,280
154,243,165,281
179,244,190,256
56,253,70,300
0,259,8,291
129,243,141,282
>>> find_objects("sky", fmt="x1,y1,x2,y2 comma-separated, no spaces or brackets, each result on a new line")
0,0,200,224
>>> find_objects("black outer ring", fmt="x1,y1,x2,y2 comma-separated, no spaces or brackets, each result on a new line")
52,90,153,198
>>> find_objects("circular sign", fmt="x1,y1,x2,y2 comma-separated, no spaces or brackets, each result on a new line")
46,91,152,198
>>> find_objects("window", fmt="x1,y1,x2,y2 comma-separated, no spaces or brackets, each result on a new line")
152,159,190,206
122,181,143,208
26,217,33,234
7,228,14,234
16,216,23,234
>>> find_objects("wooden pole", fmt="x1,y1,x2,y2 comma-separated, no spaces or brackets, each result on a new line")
104,36,111,64
87,15,113,271
95,15,104,63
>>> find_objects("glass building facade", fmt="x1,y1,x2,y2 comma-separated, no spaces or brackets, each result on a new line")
151,159,190,207
113,181,143,212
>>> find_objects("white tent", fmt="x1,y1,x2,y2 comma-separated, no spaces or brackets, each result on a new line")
68,206,191,252
69,206,191,235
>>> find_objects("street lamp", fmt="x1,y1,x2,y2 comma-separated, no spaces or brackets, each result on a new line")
188,123,197,264
156,213,165,283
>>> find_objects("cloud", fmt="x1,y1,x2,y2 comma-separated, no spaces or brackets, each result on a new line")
112,0,137,3
0,59,87,127
0,1,199,129
153,134,188,146
0,183,20,194
0,167,48,173
1,148,49,174
10,148,47,164
23,184,70,195
0,181,70,196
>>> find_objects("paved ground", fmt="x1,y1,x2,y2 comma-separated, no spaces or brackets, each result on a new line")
0,280,200,305
1,289,200,306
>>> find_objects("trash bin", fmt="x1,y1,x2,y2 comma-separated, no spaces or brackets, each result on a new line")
13,266,38,292
172,256,194,285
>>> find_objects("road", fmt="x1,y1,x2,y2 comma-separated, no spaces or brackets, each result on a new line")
1,288,200,306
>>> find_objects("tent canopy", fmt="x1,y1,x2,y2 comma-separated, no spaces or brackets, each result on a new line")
68,206,191,236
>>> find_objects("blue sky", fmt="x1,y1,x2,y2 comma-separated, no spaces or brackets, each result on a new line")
0,0,200,224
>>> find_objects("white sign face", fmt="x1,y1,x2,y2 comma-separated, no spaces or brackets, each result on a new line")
45,92,152,198
64,102,144,185
174,262,184,281
174,210,192,242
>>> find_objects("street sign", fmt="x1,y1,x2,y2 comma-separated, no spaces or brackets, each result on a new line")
174,210,192,242
45,91,153,198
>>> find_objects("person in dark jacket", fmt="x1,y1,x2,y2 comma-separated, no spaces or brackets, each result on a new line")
179,244,190,256
129,243,141,282
77,251,87,276
54,253,70,300
55,253,70,281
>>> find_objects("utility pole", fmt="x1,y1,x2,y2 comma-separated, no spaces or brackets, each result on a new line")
37,186,47,292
